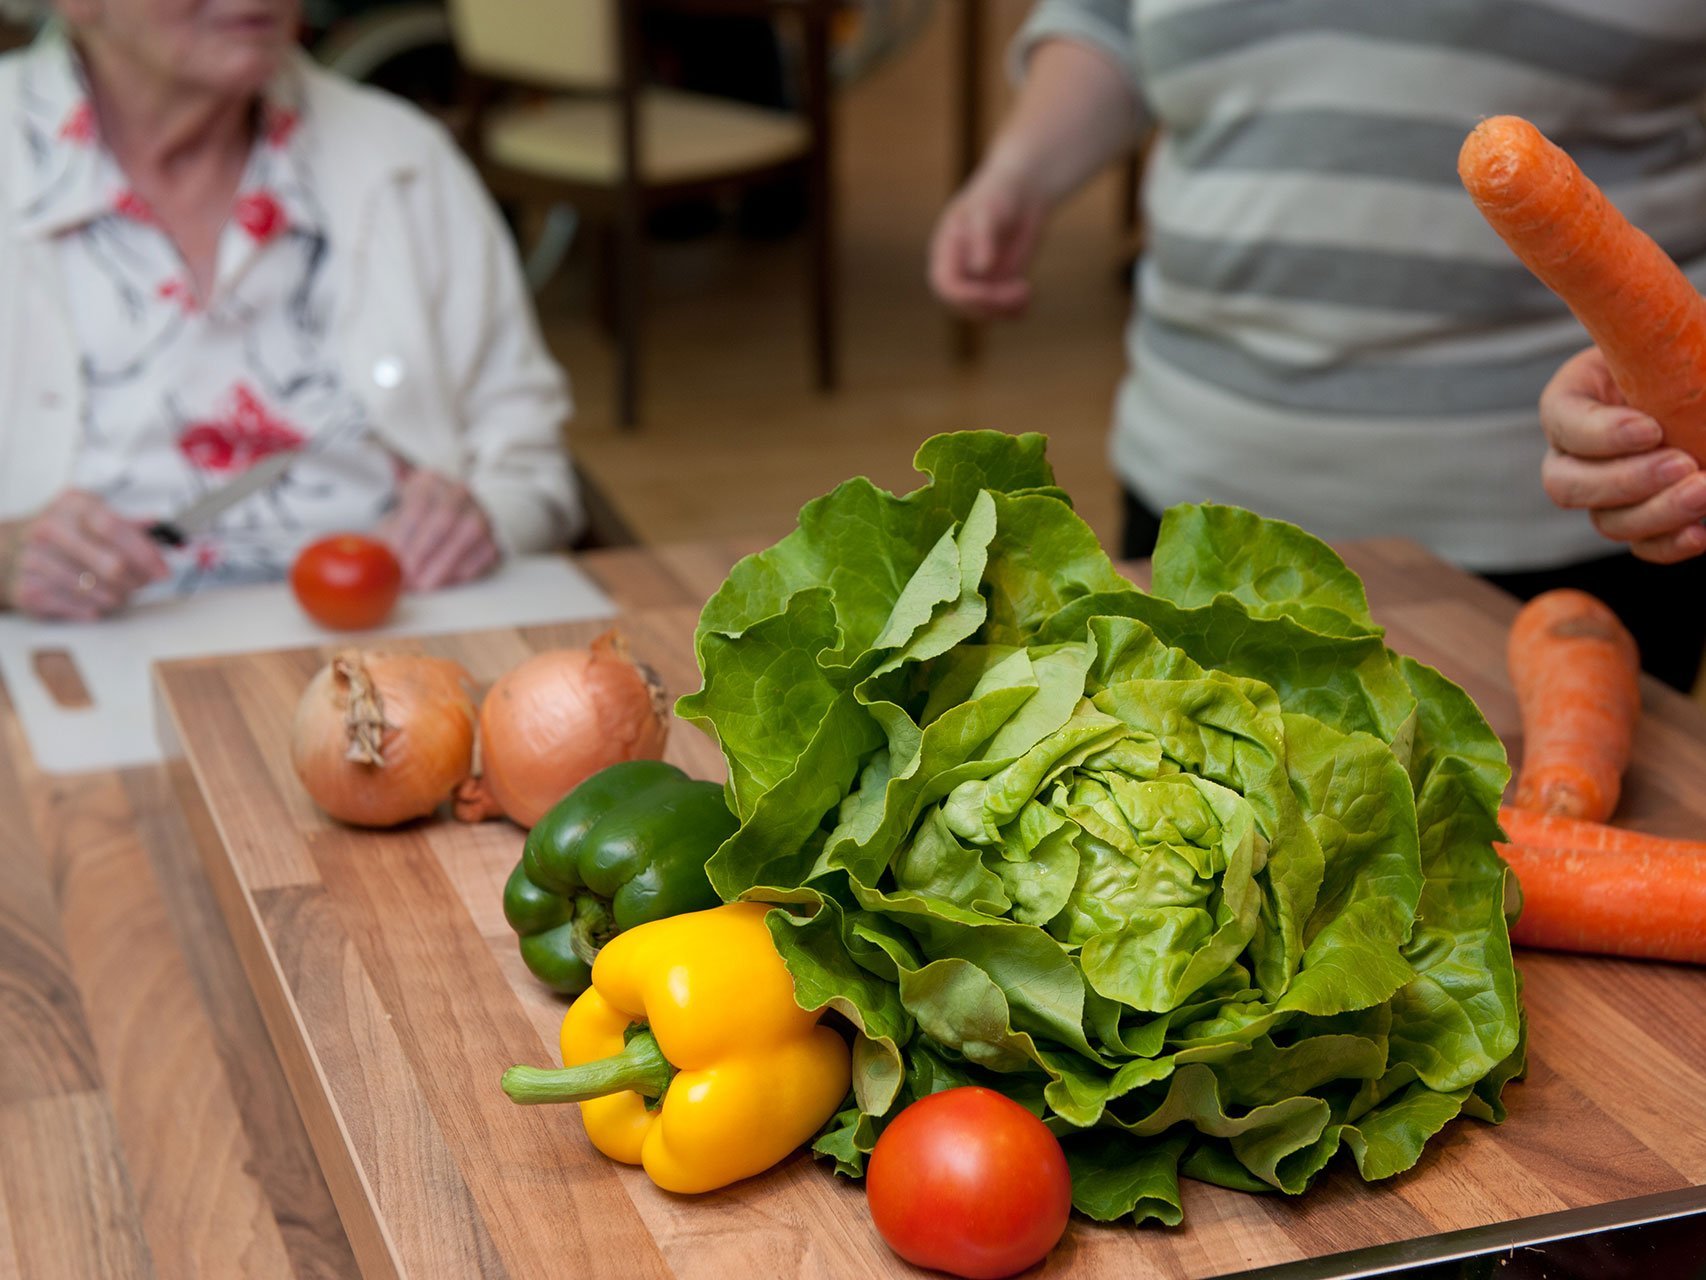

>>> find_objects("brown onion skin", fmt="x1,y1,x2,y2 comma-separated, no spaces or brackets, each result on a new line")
478,637,670,828
291,653,477,828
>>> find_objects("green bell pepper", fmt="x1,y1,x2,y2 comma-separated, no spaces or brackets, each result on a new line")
502,759,736,994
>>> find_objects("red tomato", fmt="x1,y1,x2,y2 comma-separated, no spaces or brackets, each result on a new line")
290,534,402,631
866,1087,1071,1280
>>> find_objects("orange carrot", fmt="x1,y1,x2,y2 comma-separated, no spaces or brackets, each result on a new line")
1506,589,1640,823
1497,805,1699,857
1458,115,1706,463
1493,818,1706,965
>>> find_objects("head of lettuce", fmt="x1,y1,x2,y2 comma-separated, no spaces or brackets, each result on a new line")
677,431,1524,1225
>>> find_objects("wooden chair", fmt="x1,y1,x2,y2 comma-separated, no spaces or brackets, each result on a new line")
448,0,838,429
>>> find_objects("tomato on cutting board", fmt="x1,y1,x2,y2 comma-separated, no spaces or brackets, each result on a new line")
866,1086,1072,1280
290,534,402,631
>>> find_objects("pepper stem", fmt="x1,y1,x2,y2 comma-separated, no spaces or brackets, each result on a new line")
569,895,615,967
502,1027,673,1105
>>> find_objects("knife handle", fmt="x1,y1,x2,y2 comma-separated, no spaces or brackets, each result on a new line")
147,522,185,548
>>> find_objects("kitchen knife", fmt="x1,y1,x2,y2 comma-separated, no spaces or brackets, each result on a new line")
147,450,300,547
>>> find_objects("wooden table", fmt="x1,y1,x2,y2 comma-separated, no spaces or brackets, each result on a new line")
0,544,740,1280
5,539,1706,1279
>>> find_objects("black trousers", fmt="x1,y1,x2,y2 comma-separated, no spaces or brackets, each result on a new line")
1120,489,1706,693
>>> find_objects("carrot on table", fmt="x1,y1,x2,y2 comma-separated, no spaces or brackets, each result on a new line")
1496,805,1701,859
1506,589,1640,823
1493,821,1706,966
1458,114,1706,463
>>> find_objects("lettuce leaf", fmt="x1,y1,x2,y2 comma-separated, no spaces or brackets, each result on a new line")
682,430,1524,1224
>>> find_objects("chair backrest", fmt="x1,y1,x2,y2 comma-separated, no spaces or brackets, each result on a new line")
446,0,618,92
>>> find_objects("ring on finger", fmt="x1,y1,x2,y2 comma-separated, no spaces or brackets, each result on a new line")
76,570,97,593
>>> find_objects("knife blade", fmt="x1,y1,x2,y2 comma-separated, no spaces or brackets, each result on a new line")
147,450,300,547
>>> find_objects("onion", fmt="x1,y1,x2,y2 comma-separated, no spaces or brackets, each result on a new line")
454,631,670,828
291,651,477,827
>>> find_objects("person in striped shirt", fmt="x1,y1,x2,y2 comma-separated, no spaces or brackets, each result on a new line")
930,0,1706,690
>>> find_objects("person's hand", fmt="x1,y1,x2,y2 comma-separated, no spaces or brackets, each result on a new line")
928,161,1050,320
376,468,500,591
1,491,169,621
1540,346,1706,564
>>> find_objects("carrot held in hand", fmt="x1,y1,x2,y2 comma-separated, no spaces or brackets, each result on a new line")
1506,589,1640,822
1458,115,1706,463
1495,807,1706,965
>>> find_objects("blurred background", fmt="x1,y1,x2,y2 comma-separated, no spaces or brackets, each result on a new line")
0,0,1136,552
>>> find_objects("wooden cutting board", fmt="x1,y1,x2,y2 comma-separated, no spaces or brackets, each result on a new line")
153,540,1706,1280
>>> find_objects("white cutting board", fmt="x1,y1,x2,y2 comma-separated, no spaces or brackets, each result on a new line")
0,555,614,775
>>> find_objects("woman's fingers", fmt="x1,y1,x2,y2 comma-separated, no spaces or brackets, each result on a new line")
8,492,166,619
412,507,497,591
1545,397,1662,461
1542,445,1697,512
1539,347,1659,459
82,501,169,584
379,473,439,569
14,544,121,619
384,473,458,581
1630,523,1706,565
442,529,500,591
35,503,138,591
1589,471,1706,546
380,470,497,589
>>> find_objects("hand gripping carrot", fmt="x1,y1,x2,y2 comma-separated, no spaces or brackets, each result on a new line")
1496,807,1706,965
1507,589,1640,822
1459,115,1706,463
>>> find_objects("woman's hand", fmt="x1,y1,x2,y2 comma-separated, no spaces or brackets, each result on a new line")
1,491,170,621
377,468,501,591
928,162,1050,320
1540,347,1706,564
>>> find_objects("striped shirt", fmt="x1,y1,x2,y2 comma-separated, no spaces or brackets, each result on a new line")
1020,0,1706,569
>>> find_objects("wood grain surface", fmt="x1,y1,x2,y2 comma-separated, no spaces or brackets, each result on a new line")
0,679,358,1280
0,546,743,1280
143,539,1706,1280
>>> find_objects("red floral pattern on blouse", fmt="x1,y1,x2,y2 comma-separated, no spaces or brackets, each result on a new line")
58,100,95,143
113,190,155,223
264,107,300,149
156,278,198,312
234,191,287,243
177,383,306,472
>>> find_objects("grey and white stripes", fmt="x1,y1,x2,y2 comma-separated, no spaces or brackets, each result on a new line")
1018,0,1706,568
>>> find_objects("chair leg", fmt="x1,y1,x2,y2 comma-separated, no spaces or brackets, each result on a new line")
593,220,618,337
615,207,643,430
801,0,838,393
807,158,837,392
951,0,985,366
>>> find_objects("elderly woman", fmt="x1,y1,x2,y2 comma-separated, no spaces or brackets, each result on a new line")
0,0,581,621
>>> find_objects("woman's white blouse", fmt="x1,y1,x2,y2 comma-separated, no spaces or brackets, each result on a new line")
21,39,398,595
0,33,582,578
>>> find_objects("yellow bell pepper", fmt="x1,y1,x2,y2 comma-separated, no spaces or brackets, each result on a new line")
501,901,851,1193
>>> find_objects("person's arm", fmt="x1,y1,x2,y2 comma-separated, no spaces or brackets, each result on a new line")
1539,346,1706,564
929,25,1149,319
379,130,582,589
